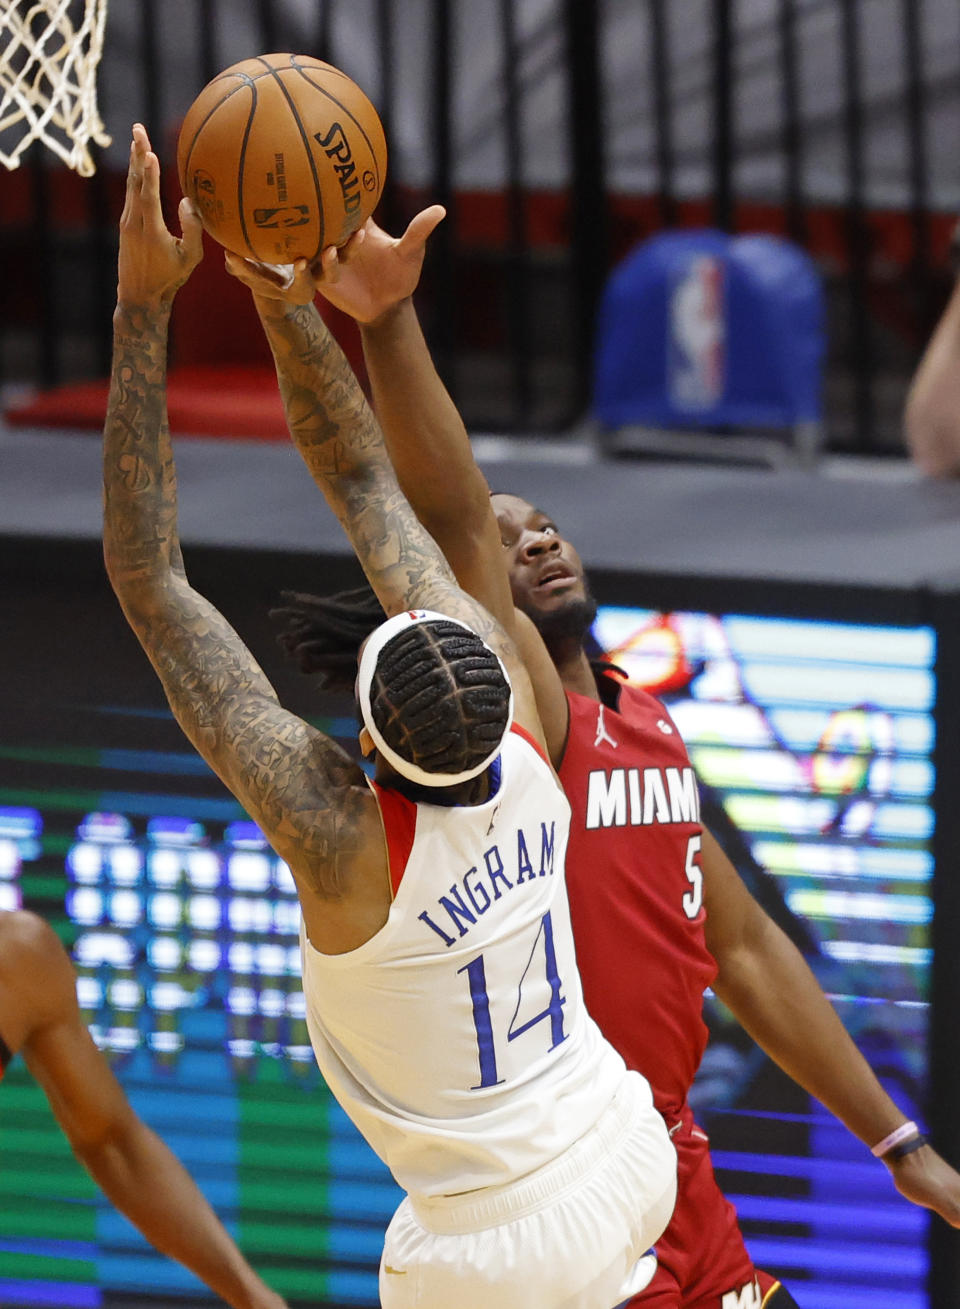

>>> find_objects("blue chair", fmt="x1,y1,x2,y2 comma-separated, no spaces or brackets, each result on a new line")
593,229,826,465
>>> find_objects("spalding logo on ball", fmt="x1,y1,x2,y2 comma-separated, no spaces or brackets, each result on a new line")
176,53,387,263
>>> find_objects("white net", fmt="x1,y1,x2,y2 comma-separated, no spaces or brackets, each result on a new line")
0,0,111,177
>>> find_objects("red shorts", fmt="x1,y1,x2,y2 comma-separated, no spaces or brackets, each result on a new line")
625,1105,782,1307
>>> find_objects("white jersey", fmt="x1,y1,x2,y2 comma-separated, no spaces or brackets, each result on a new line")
300,725,629,1198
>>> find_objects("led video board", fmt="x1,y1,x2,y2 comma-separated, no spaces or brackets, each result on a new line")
591,607,934,1309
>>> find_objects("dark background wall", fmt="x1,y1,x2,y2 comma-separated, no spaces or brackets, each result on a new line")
2,0,959,449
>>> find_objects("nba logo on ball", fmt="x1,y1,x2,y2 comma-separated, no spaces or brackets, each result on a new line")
253,206,310,229
668,254,726,411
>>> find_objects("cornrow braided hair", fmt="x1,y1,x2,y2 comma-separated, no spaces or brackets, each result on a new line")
272,583,619,707
370,620,511,778
269,585,386,691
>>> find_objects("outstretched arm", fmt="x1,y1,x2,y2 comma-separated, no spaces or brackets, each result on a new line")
103,126,374,903
702,829,960,1226
323,216,498,598
234,216,508,620
361,296,502,604
243,289,483,623
232,256,549,742
228,220,568,758
0,913,285,1309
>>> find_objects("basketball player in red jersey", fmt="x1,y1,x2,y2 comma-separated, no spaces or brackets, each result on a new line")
0,910,286,1309
230,210,960,1308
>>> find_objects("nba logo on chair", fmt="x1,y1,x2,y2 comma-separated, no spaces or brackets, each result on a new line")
594,229,825,466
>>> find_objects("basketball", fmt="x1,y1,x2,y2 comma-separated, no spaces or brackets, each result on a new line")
176,53,387,263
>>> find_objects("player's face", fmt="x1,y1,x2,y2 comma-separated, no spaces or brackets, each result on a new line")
491,493,590,621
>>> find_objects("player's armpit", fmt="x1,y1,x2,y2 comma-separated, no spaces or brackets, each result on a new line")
119,574,378,901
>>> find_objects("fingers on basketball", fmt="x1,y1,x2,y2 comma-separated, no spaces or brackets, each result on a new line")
177,198,203,255
316,245,341,283
176,54,387,264
223,253,273,290
334,226,367,267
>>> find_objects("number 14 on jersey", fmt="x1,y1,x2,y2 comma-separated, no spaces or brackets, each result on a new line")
459,911,567,1090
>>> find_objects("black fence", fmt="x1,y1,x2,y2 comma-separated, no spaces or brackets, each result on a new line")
0,0,956,450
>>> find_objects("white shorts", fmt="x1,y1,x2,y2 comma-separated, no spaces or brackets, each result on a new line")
379,1071,677,1309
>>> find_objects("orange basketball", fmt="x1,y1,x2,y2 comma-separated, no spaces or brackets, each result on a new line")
176,53,387,263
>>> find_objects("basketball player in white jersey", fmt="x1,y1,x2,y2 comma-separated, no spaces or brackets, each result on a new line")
103,124,675,1309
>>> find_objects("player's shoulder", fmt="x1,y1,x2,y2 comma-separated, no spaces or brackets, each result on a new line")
0,912,73,1006
0,909,60,962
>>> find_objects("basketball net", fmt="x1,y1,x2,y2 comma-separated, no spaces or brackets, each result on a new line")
0,0,111,176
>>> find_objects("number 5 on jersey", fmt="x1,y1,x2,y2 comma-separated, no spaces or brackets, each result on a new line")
683,833,703,919
459,911,567,1090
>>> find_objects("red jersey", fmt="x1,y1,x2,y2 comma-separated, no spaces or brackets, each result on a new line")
559,674,717,1118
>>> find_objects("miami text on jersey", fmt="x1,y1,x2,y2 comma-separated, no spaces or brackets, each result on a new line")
418,822,558,946
585,766,701,829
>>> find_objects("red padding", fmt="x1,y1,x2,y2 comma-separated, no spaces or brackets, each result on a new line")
4,364,292,439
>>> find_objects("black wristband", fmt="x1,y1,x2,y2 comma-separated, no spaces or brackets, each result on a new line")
885,1133,928,1163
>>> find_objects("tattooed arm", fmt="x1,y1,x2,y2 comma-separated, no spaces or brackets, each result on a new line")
245,288,530,668
227,252,562,756
222,248,507,635
103,126,380,927
220,257,547,745
230,217,513,629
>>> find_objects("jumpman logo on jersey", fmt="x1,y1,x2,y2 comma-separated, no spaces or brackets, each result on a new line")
486,803,502,836
594,704,618,749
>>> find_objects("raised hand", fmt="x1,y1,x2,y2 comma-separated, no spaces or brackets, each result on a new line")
117,123,203,309
312,205,446,323
889,1145,960,1227
224,205,446,323
222,249,314,304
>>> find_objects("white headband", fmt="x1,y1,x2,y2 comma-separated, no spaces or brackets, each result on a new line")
357,609,514,787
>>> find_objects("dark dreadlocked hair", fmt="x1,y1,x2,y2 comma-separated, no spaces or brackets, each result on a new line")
271,584,511,778
369,620,511,777
272,581,621,700
270,584,386,692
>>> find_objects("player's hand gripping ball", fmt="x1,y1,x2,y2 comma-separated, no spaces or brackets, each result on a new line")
176,53,387,263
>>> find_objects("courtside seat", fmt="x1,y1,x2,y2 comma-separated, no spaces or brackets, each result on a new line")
593,229,825,467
